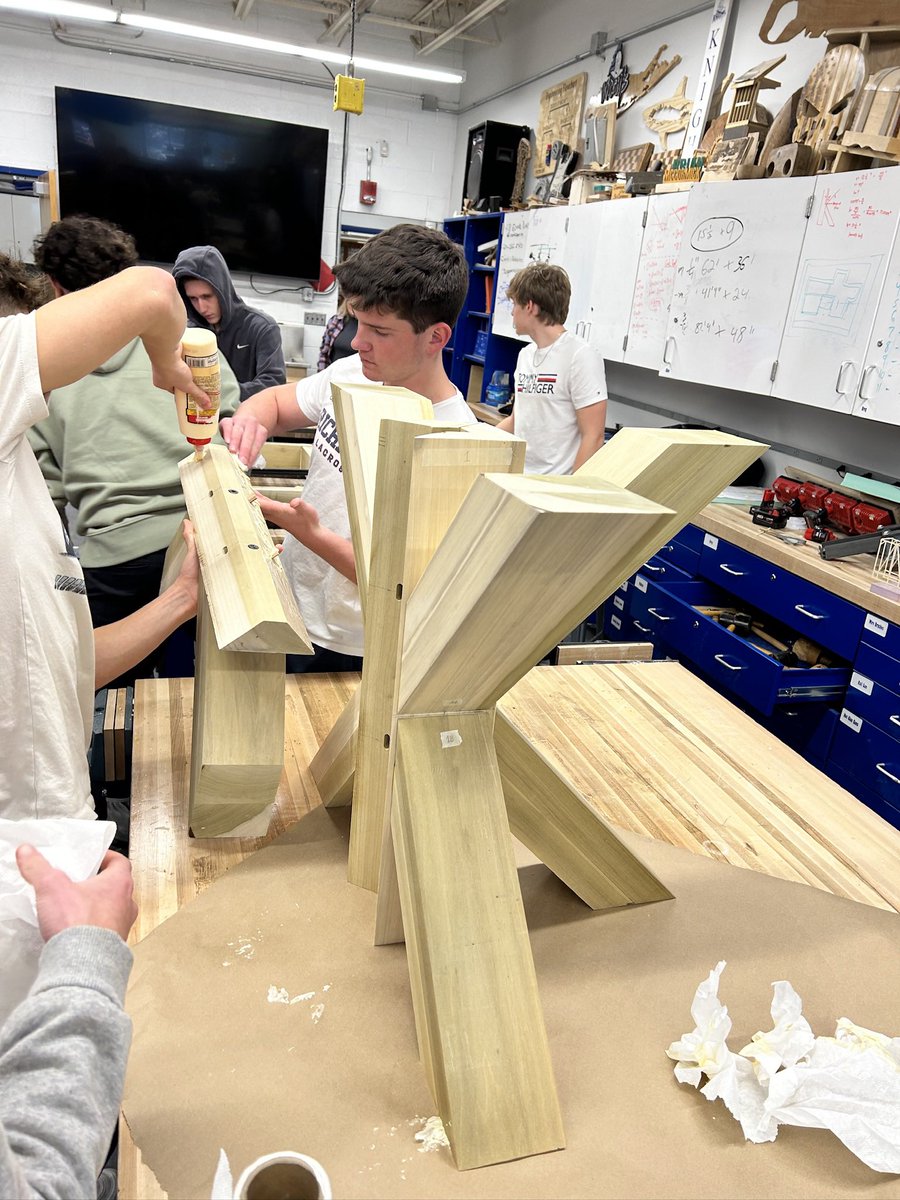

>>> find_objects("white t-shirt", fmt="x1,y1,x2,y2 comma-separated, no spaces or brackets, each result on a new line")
514,331,607,474
0,314,95,820
281,354,474,655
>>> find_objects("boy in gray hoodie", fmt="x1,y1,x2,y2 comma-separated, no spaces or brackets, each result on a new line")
173,245,286,400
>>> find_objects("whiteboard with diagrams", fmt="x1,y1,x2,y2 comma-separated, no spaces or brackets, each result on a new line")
623,192,689,370
492,207,570,341
661,176,812,395
854,217,900,425
773,167,900,414
583,197,648,362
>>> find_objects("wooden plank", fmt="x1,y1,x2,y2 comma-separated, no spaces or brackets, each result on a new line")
258,441,310,471
331,383,435,610
102,688,117,783
555,641,654,664
114,687,127,781
252,483,305,504
494,708,672,909
179,445,312,655
392,710,564,1169
310,686,360,808
399,473,669,714
189,589,286,838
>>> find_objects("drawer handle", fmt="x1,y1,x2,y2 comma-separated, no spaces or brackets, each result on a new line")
858,364,878,401
876,763,900,786
714,654,743,672
719,564,746,577
633,621,651,633
643,564,664,573
647,607,674,622
891,715,900,729
794,604,824,620
835,359,853,395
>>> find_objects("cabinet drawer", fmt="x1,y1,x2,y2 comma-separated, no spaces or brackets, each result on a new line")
619,613,672,659
861,612,900,660
634,555,694,587
825,759,899,831
857,631,900,692
699,536,863,660
845,669,900,743
829,713,900,828
655,525,703,575
633,579,850,716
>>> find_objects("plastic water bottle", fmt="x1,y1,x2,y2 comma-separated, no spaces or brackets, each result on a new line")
485,370,509,407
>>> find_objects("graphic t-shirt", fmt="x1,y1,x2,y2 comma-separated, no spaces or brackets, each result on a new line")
514,331,607,474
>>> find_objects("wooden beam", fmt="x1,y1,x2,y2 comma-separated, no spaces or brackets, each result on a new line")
311,687,360,809
494,707,672,908
392,710,565,1169
258,441,310,471
399,474,669,714
555,641,654,664
189,589,286,838
352,421,525,894
179,446,312,655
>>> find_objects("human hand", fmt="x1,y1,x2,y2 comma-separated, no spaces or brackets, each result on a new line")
16,846,138,943
219,412,270,469
150,346,209,403
257,494,321,545
173,518,199,615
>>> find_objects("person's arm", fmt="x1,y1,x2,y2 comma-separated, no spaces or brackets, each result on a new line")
33,267,202,399
220,377,318,468
93,521,198,689
571,400,607,472
496,413,515,433
257,493,357,584
241,323,287,402
0,847,136,1200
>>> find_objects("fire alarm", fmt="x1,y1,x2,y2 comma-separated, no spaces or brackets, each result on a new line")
359,179,377,205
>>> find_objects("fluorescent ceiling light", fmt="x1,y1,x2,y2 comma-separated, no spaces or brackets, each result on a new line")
0,1,465,84
0,0,116,20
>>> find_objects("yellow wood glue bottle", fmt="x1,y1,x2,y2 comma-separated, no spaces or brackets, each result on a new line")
174,328,221,459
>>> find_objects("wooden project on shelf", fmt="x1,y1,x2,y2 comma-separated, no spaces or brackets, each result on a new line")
177,446,312,836
534,72,587,177
310,390,765,1172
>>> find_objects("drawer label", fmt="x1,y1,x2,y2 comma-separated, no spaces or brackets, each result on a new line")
840,709,862,733
703,533,719,550
610,614,622,630
613,595,625,611
619,580,628,592
864,614,888,637
850,672,873,696
634,575,648,593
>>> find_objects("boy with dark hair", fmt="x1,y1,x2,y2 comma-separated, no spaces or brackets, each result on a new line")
0,255,51,317
173,244,286,400
221,223,475,671
498,261,607,474
33,215,138,294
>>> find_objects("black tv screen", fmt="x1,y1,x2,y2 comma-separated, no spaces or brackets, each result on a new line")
55,87,328,280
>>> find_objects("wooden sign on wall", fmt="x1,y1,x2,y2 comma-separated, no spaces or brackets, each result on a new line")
534,72,587,177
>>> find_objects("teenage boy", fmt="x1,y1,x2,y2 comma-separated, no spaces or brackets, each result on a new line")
497,262,607,473
220,224,474,672
0,253,203,819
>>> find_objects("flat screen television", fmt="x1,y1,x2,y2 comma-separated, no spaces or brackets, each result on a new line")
55,86,328,281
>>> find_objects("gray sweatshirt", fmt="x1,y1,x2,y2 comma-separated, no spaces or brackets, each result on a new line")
0,926,133,1200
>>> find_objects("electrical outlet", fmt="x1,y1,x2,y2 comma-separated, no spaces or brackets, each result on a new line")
304,311,327,326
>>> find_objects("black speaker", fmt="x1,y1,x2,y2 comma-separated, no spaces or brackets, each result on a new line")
462,120,530,210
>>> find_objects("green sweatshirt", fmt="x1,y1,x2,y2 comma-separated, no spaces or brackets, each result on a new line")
27,339,240,568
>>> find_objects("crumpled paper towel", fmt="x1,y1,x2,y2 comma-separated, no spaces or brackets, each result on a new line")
667,962,900,1174
0,817,116,1028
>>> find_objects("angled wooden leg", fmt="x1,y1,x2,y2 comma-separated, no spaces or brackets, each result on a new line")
494,709,673,907
189,591,286,837
310,688,359,808
392,710,565,1169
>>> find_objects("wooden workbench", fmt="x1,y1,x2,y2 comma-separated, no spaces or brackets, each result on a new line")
119,663,900,1198
695,503,900,624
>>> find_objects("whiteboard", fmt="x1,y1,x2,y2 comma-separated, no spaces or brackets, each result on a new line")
584,197,648,362
854,216,900,425
662,176,811,395
623,193,690,370
561,203,602,342
773,168,900,413
493,211,530,341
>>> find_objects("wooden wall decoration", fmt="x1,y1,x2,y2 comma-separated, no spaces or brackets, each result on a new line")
598,41,630,106
509,136,532,207
309,390,765,1172
611,142,654,173
619,44,682,112
724,55,784,139
840,65,900,163
703,131,760,180
584,98,617,168
534,72,587,177
177,446,312,837
644,75,693,149
793,43,867,168
760,0,899,44
758,86,801,173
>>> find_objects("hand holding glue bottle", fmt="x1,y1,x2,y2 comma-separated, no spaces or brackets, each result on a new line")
174,328,221,460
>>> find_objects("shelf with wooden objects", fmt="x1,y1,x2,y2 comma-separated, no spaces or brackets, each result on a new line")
444,211,522,415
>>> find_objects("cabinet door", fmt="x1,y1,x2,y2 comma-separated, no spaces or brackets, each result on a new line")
11,195,42,264
0,196,15,259
853,212,900,424
623,192,689,370
772,168,900,414
580,196,647,363
661,176,811,394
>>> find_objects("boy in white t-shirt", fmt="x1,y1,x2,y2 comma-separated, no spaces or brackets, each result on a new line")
497,262,607,474
221,225,475,673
